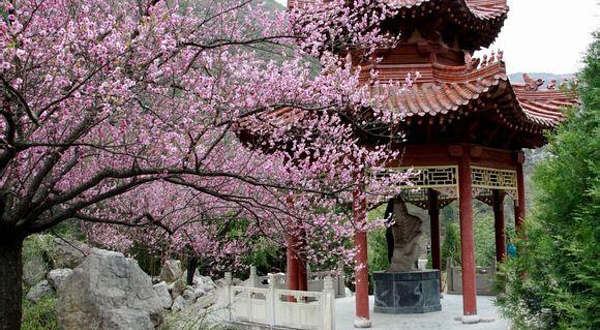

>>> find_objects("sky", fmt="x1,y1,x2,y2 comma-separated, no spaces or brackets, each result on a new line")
275,0,599,74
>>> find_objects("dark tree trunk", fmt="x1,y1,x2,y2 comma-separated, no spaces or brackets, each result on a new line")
0,235,24,330
186,256,198,286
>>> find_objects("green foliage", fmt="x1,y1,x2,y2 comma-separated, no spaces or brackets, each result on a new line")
495,32,600,330
441,221,461,270
243,237,286,276
21,295,59,330
367,204,390,271
474,215,496,267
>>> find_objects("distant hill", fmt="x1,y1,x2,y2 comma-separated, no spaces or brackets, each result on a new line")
508,72,575,84
261,0,285,10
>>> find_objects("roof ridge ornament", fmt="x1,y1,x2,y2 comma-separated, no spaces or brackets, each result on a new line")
523,73,544,91
464,49,503,72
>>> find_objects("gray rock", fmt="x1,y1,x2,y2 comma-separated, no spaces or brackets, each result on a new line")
47,268,73,290
171,296,186,312
182,286,196,302
193,287,206,298
168,279,186,299
153,282,172,309
159,260,181,283
49,237,89,269
57,248,163,330
23,235,53,286
26,280,54,303
23,251,49,287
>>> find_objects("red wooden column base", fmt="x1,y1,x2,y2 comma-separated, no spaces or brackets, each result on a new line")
353,189,371,328
458,148,478,322
286,235,299,302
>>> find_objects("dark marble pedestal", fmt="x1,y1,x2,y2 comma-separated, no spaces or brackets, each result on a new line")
374,270,441,314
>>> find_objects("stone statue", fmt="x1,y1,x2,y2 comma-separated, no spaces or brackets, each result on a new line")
385,196,422,272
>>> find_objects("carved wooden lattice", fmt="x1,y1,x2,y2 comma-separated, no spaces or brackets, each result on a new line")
382,166,459,209
471,166,517,190
383,166,458,188
382,165,520,208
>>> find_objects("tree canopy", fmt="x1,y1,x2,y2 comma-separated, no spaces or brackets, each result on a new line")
496,31,600,330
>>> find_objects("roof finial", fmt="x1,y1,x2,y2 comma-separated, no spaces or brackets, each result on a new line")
496,49,504,61
481,54,488,68
523,73,544,91
464,52,480,72
489,50,496,64
547,79,557,90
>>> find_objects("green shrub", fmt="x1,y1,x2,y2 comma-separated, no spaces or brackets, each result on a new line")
474,215,496,267
441,221,461,270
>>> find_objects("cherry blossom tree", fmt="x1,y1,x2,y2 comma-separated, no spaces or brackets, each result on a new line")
0,0,410,328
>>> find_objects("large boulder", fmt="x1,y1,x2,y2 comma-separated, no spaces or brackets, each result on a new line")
57,248,163,330
26,280,54,302
47,268,73,290
159,260,181,283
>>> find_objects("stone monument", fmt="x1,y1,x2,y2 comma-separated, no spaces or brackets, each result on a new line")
374,196,441,314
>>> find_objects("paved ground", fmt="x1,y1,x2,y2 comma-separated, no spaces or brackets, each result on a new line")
336,295,509,330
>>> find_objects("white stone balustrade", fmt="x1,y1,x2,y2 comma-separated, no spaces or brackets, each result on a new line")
217,271,336,330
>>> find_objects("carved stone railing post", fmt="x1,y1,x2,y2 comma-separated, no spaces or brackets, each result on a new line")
249,266,258,288
223,272,233,322
266,273,276,327
322,276,336,330
337,261,346,298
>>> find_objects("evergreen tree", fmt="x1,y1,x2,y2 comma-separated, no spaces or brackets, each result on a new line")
496,32,600,330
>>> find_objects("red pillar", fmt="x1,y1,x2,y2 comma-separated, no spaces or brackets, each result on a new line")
298,231,308,291
286,235,300,302
493,190,506,263
353,189,371,328
428,189,442,272
514,154,526,235
458,150,478,320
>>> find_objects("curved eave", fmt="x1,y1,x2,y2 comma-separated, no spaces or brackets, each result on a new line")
371,61,579,147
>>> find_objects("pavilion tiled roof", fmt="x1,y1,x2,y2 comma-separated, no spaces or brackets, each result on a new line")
380,0,509,50
384,0,509,20
240,61,577,145
290,0,509,50
370,61,577,129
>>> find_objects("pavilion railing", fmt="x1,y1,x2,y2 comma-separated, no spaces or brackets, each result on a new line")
216,272,336,330
244,265,347,299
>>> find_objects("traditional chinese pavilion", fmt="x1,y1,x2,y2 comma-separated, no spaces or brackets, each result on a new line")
245,0,578,328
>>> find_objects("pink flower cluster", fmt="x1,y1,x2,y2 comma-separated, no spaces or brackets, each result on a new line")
1,0,411,273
